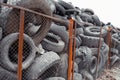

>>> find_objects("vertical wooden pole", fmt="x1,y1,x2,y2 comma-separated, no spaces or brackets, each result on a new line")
17,10,25,80
68,19,74,80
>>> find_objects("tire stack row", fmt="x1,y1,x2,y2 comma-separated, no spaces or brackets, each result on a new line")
0,0,120,80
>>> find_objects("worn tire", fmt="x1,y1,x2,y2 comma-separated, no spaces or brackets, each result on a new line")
112,33,120,47
92,15,101,26
56,53,68,79
74,73,82,80
79,34,104,48
81,70,94,80
0,27,2,40
89,56,97,75
74,62,78,73
53,1,66,16
82,8,94,15
58,0,74,10
49,23,69,51
0,33,36,72
85,26,107,37
77,46,92,71
0,66,17,80
41,32,65,53
24,51,60,80
110,55,120,66
3,0,52,46
80,13,93,23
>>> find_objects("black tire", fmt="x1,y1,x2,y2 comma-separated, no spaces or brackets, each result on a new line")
75,37,81,48
77,46,92,71
112,33,120,47
41,32,65,53
56,53,68,79
81,70,94,80
0,66,17,80
92,15,101,26
111,48,119,55
58,0,74,10
74,62,78,73
80,13,93,23
79,34,104,48
89,56,97,75
74,73,82,80
76,27,84,35
45,0,56,13
110,55,120,66
0,27,2,40
45,77,65,80
3,0,52,46
49,23,69,51
90,48,105,73
83,8,94,15
53,14,68,27
53,1,66,16
85,26,107,37
75,15,83,22
0,33,36,72
24,51,60,80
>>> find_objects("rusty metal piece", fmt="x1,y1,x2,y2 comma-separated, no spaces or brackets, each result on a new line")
0,3,94,27
106,27,112,69
72,21,76,80
17,10,25,80
68,19,74,80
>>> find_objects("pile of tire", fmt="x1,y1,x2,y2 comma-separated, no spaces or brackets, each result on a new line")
0,0,120,80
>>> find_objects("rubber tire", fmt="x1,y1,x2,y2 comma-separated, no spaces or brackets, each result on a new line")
3,0,52,46
53,1,66,16
85,26,107,37
41,32,65,53
92,15,101,26
80,13,93,23
0,33,36,72
45,0,56,13
77,46,92,71
74,73,82,80
74,62,78,73
89,56,97,75
75,37,81,48
0,66,17,80
24,51,60,80
112,33,120,47
83,8,94,15
56,53,68,79
110,55,120,66
111,48,119,55
0,27,2,40
81,70,94,80
76,27,84,35
90,48,105,72
45,77,65,80
49,23,69,51
58,0,75,10
79,34,104,48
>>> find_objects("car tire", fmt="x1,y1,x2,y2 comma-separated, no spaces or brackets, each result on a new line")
0,33,36,72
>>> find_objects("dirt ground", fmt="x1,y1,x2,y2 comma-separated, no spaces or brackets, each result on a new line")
97,61,120,80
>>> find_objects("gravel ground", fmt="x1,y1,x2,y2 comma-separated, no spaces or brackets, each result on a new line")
97,61,120,80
